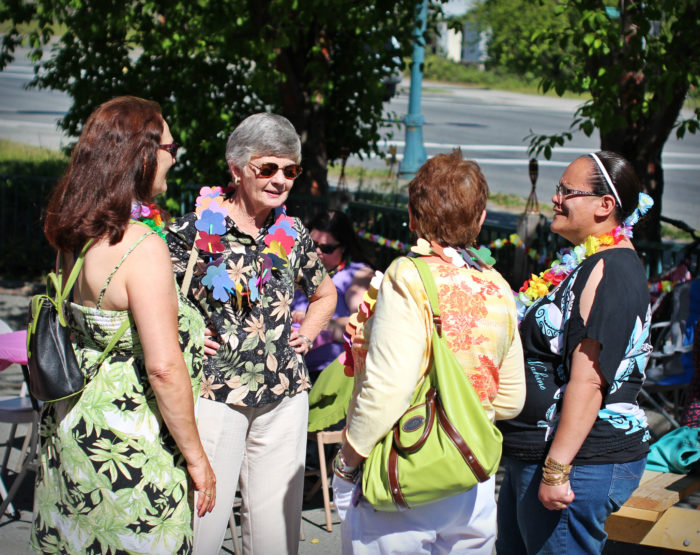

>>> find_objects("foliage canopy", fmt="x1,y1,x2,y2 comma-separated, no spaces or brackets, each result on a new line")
469,0,700,239
1,0,442,192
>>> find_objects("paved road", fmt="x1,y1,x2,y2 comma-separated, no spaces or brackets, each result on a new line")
378,83,700,230
1,49,699,229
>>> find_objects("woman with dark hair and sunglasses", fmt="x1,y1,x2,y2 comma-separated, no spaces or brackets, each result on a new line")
32,96,215,554
291,210,374,380
167,112,336,554
496,151,654,554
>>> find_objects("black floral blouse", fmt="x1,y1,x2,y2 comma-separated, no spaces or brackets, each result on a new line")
167,209,327,408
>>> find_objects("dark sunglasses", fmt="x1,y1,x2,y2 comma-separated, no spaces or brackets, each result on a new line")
159,143,179,158
249,161,303,180
314,242,341,255
555,183,602,200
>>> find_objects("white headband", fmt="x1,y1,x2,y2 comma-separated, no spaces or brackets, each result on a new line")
589,153,622,207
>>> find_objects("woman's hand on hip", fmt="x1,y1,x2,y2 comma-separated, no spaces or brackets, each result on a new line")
189,451,217,517
203,327,220,360
290,328,313,355
539,480,575,511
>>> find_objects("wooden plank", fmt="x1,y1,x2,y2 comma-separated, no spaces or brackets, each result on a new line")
625,472,700,512
614,505,662,522
640,507,700,553
606,510,658,544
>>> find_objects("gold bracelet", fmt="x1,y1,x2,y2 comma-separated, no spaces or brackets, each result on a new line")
544,456,572,474
541,470,570,486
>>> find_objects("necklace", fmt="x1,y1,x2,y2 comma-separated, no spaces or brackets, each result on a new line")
516,223,632,315
193,186,298,309
131,201,166,240
329,259,348,277
409,238,495,269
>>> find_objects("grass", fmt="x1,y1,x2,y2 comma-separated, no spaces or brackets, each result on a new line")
420,55,588,101
0,139,68,176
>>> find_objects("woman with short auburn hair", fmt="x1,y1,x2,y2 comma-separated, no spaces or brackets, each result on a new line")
408,153,488,246
331,150,525,553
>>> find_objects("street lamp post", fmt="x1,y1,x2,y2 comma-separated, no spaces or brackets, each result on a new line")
398,0,428,180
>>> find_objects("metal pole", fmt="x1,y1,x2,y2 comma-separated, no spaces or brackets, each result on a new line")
398,0,428,179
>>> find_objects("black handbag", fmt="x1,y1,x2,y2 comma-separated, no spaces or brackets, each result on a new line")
26,241,128,402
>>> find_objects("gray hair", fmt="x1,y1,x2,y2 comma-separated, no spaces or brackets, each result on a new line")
225,113,302,167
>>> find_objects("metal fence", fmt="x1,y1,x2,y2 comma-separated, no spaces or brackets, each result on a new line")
1,175,696,289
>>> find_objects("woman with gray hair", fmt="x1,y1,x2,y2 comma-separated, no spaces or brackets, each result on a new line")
168,112,336,554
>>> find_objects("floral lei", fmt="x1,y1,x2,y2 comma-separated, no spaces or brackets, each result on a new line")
193,186,298,309
516,223,632,317
131,201,166,240
409,237,496,269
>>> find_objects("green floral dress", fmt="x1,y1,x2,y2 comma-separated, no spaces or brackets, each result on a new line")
31,231,204,554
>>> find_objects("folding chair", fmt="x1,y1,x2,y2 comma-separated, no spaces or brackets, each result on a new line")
642,280,698,429
304,430,344,532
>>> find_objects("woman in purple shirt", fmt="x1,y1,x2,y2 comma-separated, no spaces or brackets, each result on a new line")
292,210,374,377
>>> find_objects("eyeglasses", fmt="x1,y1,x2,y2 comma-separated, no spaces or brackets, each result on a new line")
555,183,603,200
314,242,341,255
249,161,303,180
159,143,179,158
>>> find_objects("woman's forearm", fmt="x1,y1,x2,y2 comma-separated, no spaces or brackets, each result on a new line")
298,275,336,341
547,338,605,465
148,362,207,465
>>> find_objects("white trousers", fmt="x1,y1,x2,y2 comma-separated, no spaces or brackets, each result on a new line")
333,475,496,555
193,393,309,555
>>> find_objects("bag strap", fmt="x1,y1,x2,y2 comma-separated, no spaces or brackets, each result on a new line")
48,240,94,326
181,240,199,297
94,317,131,366
409,257,443,336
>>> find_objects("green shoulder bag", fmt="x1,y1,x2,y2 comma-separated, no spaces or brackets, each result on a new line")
361,257,503,511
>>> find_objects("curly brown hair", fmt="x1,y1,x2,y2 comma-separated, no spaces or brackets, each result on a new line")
408,150,489,247
44,96,165,252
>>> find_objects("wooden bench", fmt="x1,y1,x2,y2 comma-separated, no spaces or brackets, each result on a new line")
605,470,700,552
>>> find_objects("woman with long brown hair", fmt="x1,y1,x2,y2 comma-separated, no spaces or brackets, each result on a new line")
32,96,215,554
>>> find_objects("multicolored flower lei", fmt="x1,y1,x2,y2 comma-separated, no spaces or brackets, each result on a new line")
194,186,298,309
131,201,166,240
341,271,383,377
409,237,496,269
516,223,632,317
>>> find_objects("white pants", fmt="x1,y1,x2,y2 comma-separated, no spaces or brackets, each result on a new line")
193,393,309,555
333,475,496,555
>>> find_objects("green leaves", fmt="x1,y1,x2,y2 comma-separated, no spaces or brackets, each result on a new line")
1,0,436,194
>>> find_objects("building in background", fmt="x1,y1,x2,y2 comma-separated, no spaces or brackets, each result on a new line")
432,0,487,67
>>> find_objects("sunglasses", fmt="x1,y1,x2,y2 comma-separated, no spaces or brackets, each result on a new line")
314,242,341,255
249,161,303,180
555,183,603,200
159,143,179,158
